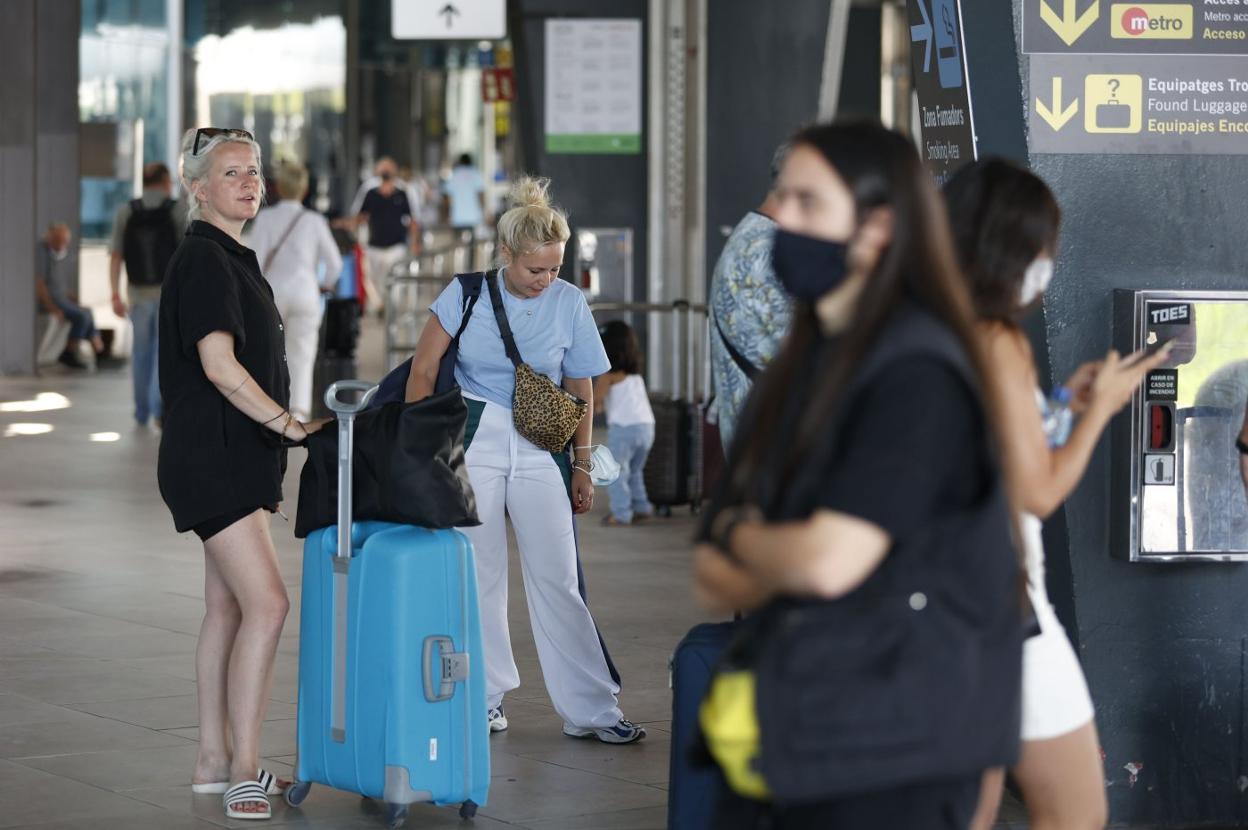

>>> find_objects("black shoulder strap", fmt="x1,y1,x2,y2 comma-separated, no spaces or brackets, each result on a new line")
451,272,486,343
714,313,759,380
129,199,143,214
484,270,525,367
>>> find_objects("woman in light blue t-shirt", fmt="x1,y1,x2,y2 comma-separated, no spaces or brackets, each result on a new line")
403,177,645,745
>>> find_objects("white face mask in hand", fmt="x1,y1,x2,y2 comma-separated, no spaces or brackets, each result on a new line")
1019,257,1054,307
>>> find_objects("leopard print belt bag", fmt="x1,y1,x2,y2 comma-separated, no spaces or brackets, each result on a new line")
485,271,588,453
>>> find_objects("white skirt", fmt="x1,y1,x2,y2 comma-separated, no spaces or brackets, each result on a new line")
1020,514,1096,741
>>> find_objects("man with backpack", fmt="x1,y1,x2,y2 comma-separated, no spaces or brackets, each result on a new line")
109,163,187,426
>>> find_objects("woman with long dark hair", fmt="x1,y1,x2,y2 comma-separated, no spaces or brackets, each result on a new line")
693,121,1025,828
945,158,1166,830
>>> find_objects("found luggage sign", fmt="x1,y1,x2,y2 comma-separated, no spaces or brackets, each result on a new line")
1023,0,1248,154
907,0,977,182
1030,55,1248,152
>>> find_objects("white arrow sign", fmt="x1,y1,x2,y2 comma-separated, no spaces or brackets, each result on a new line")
392,0,506,40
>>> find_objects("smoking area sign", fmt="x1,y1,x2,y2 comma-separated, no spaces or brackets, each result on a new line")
907,0,977,182
1024,1,1248,154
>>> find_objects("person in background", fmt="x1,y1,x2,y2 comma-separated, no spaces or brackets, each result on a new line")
402,177,645,745
347,156,423,221
595,320,656,526
354,161,418,315
251,160,343,422
109,162,187,425
694,121,1024,828
442,153,487,240
946,158,1167,830
159,126,327,821
708,142,793,450
35,222,106,370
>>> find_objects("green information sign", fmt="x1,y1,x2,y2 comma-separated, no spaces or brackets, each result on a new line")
545,134,642,154
544,19,642,156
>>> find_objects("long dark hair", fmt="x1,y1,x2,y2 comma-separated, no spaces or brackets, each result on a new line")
943,158,1061,323
732,122,1004,504
600,320,643,375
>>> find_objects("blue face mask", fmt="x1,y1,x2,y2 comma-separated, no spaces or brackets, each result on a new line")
770,228,851,301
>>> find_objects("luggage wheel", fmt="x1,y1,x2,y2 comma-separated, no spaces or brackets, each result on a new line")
284,781,311,807
384,802,408,828
459,800,478,820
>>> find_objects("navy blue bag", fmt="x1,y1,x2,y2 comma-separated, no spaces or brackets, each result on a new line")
668,621,737,830
371,272,487,407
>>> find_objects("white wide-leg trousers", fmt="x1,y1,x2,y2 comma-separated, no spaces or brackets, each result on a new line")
461,399,623,729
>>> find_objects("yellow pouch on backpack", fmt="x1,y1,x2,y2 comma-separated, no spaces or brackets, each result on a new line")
698,669,772,800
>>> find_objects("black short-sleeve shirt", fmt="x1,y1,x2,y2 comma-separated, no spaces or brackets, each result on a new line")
361,188,412,248
157,220,291,533
817,357,987,539
762,348,989,541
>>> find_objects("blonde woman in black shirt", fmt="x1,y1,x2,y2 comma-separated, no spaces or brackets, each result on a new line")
158,128,326,821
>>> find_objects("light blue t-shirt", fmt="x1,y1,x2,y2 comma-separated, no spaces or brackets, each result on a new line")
441,166,485,228
431,271,610,410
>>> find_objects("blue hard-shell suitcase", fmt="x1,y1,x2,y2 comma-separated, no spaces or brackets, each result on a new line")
668,621,736,830
286,381,489,827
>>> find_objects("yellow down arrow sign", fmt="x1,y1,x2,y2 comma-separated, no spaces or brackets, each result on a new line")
1040,0,1100,46
1036,77,1079,131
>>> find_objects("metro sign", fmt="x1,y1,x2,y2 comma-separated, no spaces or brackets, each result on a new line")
1111,4,1193,39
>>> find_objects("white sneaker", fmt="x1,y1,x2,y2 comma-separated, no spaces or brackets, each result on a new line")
562,718,646,745
488,706,508,733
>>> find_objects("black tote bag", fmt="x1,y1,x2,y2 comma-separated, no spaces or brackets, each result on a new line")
295,387,480,537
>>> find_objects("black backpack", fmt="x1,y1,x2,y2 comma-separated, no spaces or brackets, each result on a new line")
123,199,179,287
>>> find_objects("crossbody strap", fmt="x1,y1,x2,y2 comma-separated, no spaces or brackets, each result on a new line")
714,313,760,380
261,209,308,274
484,269,525,367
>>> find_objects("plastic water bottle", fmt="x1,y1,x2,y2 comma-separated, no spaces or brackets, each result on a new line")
1043,386,1074,448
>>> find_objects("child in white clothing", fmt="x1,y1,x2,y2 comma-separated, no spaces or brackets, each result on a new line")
594,321,656,526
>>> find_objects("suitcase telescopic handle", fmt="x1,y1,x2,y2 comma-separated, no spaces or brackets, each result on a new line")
324,381,379,560
324,380,378,416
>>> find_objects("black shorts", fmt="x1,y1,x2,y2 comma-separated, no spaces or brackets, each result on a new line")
192,505,267,542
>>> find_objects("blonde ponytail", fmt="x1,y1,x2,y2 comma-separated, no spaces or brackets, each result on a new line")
496,176,571,258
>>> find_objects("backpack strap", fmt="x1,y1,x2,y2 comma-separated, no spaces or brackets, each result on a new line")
714,313,759,380
450,272,486,343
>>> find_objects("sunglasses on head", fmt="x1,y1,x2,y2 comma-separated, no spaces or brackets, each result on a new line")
191,127,254,156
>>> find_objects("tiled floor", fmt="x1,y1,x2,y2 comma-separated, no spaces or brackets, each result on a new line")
0,320,1032,829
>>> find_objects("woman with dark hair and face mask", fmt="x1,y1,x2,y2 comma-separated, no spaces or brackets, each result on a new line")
692,122,1026,829
944,158,1168,830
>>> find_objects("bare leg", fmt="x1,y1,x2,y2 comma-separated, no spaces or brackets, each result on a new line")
968,767,1005,830
204,510,290,816
192,548,240,786
1015,721,1107,830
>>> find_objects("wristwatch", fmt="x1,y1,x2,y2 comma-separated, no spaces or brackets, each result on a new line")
571,458,595,474
1236,438,1248,455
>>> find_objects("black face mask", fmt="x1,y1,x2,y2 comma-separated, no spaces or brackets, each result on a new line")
380,172,394,182
771,228,851,301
